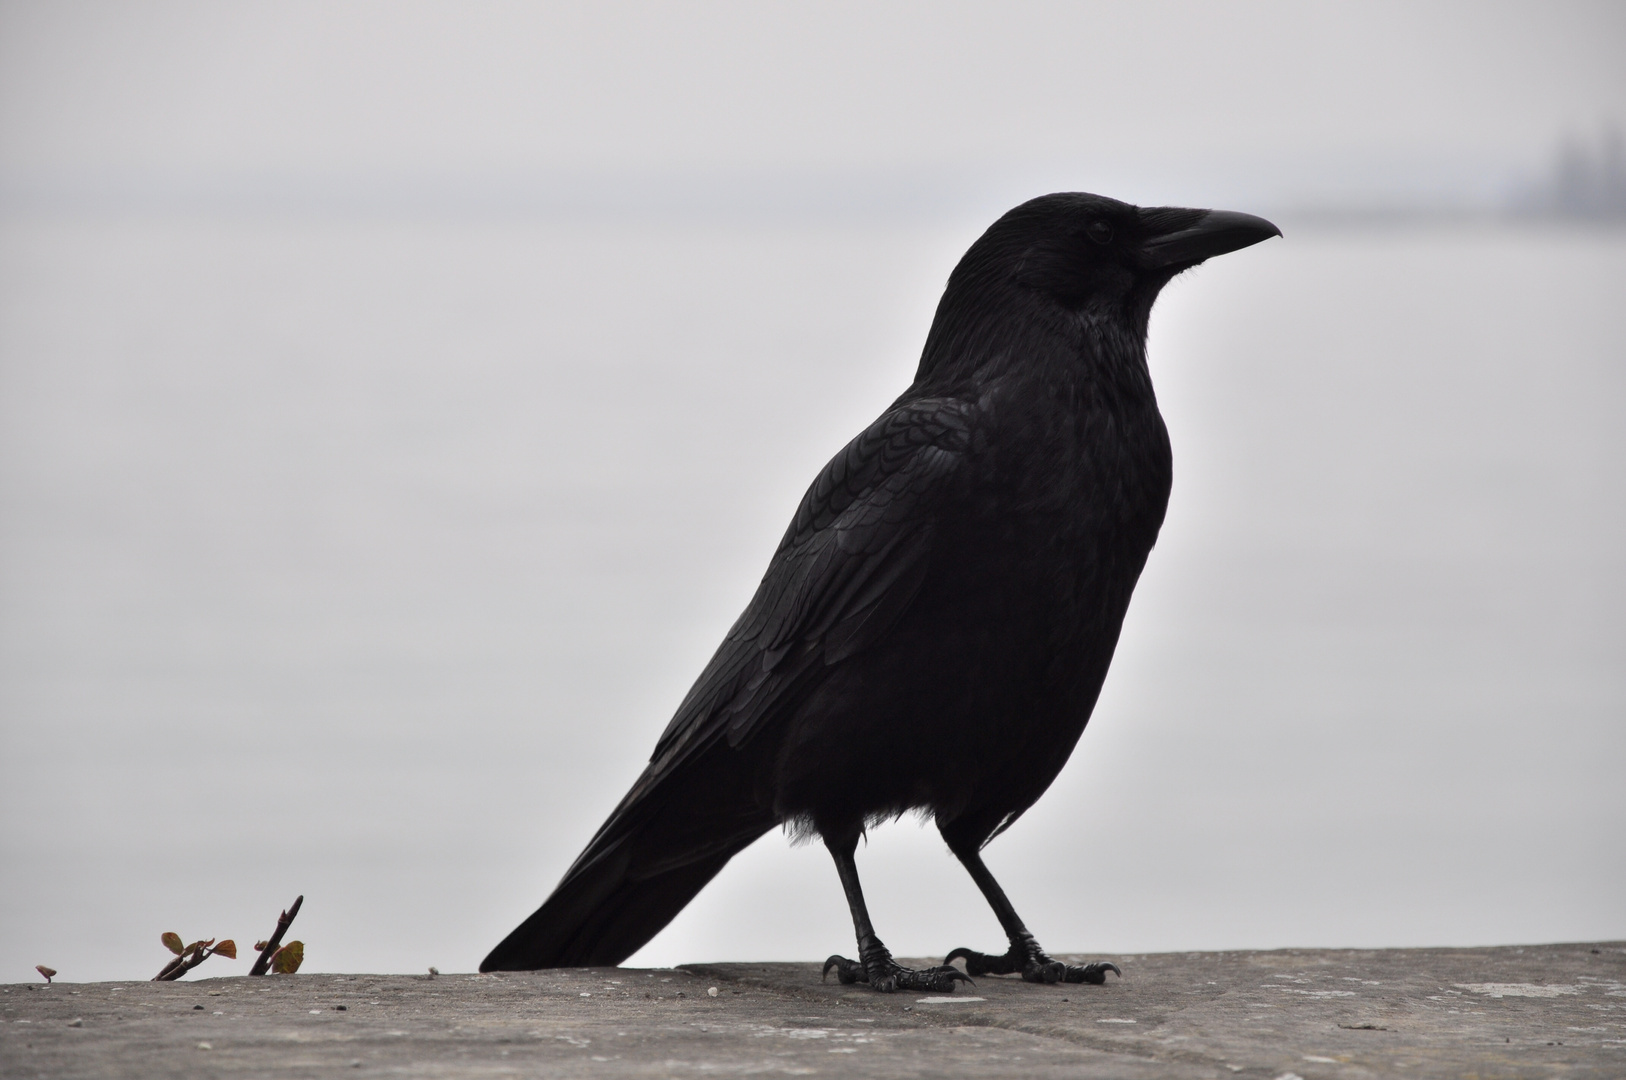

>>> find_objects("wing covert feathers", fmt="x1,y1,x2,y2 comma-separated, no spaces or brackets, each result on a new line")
651,397,973,768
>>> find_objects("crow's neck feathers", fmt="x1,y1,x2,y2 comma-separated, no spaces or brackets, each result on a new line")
912,257,1160,406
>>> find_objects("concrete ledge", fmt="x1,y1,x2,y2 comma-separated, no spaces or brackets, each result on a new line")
3,943,1622,1078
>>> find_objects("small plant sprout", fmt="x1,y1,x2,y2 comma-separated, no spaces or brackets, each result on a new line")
153,935,237,981
36,965,56,983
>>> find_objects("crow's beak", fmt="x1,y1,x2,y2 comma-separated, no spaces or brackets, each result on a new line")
1140,210,1282,269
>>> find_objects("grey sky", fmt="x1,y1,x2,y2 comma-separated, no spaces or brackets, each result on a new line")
2,1,1623,204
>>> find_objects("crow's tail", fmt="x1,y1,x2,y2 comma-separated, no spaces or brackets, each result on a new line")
480,756,777,971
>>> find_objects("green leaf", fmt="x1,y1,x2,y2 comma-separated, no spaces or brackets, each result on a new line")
161,933,184,955
271,941,304,975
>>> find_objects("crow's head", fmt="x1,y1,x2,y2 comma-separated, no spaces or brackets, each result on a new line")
920,192,1279,382
1008,192,1277,306
965,191,1277,307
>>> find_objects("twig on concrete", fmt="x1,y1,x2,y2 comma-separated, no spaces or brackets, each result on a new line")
153,937,236,981
249,895,304,976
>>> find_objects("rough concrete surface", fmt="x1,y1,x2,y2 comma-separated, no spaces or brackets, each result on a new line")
3,943,1622,1078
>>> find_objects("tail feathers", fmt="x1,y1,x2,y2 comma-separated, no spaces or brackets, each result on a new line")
481,821,770,970
483,727,785,973
479,827,758,970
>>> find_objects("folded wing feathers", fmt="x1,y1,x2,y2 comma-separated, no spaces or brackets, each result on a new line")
648,398,973,770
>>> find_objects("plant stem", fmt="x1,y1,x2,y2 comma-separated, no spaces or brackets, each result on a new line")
249,895,304,977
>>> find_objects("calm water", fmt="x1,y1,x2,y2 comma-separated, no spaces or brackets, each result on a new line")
1,211,1622,982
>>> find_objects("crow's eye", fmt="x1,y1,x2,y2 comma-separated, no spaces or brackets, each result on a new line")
1087,221,1114,245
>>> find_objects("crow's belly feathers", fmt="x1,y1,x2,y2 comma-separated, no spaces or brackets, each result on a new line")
770,496,1162,840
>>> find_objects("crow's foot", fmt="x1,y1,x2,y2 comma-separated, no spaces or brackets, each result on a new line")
1061,960,1122,985
822,953,973,994
946,943,1121,985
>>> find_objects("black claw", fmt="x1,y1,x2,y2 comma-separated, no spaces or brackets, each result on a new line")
1063,961,1122,985
822,954,866,984
889,964,973,993
876,963,972,993
828,953,970,993
1023,959,1066,984
945,947,1019,977
947,944,1121,988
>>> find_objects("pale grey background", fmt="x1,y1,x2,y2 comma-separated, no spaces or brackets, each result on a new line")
1,1,1622,982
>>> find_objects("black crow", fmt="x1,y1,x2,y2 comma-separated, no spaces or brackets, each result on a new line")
482,193,1279,991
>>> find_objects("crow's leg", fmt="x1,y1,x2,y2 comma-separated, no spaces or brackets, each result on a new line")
820,831,972,994
942,834,1121,986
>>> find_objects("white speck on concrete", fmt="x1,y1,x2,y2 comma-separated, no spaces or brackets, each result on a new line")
1456,983,1580,998
1276,989,1356,998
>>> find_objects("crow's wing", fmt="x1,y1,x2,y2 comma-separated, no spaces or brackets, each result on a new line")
644,395,975,779
479,395,977,971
